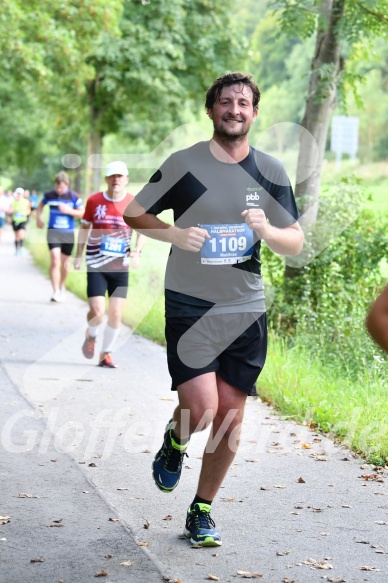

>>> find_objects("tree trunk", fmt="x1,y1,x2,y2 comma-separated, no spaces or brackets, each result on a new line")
85,78,104,196
294,0,346,223
285,0,345,283
86,126,103,195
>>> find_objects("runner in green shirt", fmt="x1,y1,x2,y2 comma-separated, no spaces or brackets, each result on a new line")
9,188,31,255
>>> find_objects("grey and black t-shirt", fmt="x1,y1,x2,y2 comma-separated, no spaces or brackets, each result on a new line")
135,141,299,317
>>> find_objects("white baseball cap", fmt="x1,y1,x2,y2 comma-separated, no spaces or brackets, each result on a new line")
105,161,129,177
13,187,25,196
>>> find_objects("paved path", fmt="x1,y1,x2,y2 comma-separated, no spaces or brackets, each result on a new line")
0,225,387,583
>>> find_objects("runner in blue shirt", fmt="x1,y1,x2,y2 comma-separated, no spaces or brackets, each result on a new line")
36,171,84,302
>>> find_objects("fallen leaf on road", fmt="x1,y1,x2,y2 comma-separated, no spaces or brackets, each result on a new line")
301,443,312,449
48,519,64,527
360,474,384,483
207,575,219,581
374,520,387,525
274,484,286,489
297,477,305,483
108,518,120,522
0,517,10,525
360,566,381,571
117,487,128,491
95,571,108,577
19,493,39,498
302,558,333,569
120,561,133,566
136,541,149,546
276,550,291,556
144,519,150,529
163,515,173,520
237,570,263,578
30,557,44,563
88,463,97,467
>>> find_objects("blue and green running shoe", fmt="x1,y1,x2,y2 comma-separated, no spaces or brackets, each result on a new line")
152,420,188,492
183,503,222,547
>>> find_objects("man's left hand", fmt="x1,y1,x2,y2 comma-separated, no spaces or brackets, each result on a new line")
58,204,70,214
241,209,269,240
129,250,141,269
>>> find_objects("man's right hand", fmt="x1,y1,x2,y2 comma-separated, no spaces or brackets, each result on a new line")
74,257,82,270
171,226,210,252
36,218,44,229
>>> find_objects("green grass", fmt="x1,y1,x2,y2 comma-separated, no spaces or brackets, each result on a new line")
258,337,388,465
322,160,388,213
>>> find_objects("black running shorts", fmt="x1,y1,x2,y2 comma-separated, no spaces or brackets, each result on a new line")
12,221,28,232
87,270,129,299
165,312,267,396
47,230,75,257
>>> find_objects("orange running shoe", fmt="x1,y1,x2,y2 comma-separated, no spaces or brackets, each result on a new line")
98,352,118,368
82,331,97,359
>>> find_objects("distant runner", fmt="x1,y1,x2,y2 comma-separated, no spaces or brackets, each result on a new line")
36,172,84,302
9,188,31,256
74,161,145,368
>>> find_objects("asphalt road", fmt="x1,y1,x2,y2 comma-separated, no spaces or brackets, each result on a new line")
0,225,387,583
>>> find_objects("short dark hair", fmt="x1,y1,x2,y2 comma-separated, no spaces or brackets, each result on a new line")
205,72,261,110
55,171,70,186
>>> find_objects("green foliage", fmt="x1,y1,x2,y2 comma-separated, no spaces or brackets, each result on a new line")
270,0,318,40
0,0,123,180
264,178,388,377
90,0,246,146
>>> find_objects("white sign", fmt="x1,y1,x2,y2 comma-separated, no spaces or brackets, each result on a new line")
330,115,359,158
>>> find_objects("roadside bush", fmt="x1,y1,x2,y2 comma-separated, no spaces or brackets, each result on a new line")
262,177,388,377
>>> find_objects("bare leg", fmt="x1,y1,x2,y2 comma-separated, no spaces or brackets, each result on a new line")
197,374,246,500
49,247,62,292
107,296,126,328
175,373,219,440
87,296,106,327
60,252,70,289
175,373,247,501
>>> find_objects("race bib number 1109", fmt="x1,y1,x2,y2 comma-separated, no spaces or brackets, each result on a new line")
199,223,254,265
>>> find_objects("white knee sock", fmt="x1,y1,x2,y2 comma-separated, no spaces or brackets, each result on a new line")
102,324,120,353
87,324,100,339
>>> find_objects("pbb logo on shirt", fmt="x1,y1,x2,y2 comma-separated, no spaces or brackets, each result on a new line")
246,192,260,206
